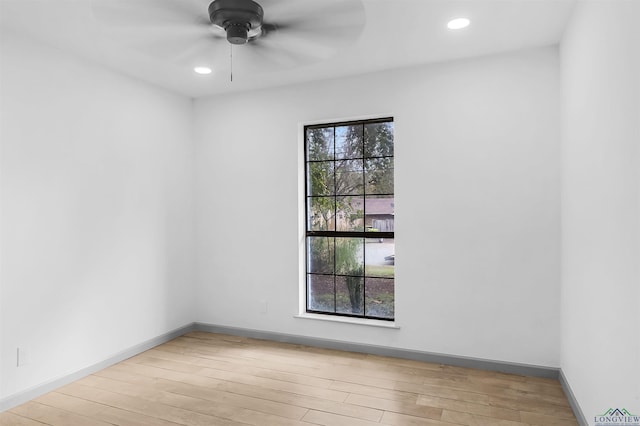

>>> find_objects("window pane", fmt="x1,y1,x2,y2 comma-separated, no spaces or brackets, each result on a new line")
365,157,394,195
336,197,364,232
364,238,394,278
335,237,363,276
364,196,394,232
307,127,334,161
365,277,394,319
335,125,363,159
308,274,335,312
307,161,334,196
307,237,334,274
335,159,363,195
364,122,394,157
336,276,364,315
308,197,335,231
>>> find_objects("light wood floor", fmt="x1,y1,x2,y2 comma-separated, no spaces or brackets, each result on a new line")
1,332,578,426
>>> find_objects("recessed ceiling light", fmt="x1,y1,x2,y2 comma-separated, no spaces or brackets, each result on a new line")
447,18,470,30
194,66,212,75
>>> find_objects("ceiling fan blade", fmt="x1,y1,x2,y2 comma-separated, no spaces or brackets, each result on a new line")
243,36,328,71
251,22,360,70
262,20,363,46
95,19,218,61
91,0,224,64
134,32,224,64
92,0,210,29
258,0,365,56
262,0,365,32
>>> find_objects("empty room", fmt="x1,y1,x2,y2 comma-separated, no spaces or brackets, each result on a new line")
0,0,638,425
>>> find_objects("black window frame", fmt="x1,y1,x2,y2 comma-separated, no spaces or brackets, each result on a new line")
304,117,395,321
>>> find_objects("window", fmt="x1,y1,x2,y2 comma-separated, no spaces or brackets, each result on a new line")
304,118,394,320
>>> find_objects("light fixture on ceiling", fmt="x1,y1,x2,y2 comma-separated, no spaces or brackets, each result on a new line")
447,18,470,30
209,0,264,45
194,66,213,75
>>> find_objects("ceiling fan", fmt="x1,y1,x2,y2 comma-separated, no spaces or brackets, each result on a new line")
92,0,366,76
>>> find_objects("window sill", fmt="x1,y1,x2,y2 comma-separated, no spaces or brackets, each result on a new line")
294,313,400,329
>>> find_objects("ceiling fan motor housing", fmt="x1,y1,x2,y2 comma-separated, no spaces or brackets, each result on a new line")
208,0,264,45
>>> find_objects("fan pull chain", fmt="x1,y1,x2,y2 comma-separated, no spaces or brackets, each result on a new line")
230,44,233,82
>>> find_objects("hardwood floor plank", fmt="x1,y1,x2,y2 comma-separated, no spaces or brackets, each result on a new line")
520,410,579,425
301,409,385,426
322,363,425,385
146,347,335,389
402,379,573,419
329,380,420,403
156,343,336,386
103,361,225,388
440,365,529,382
0,411,49,426
70,376,310,426
34,392,183,426
185,332,246,343
417,394,521,422
76,374,308,421
170,337,334,370
509,388,573,407
214,380,384,422
185,333,370,366
97,359,384,422
488,395,576,418
466,374,567,397
57,382,248,426
380,411,455,426
127,355,350,402
441,409,529,426
412,383,491,405
345,393,443,420
9,401,112,426
361,354,445,372
395,380,478,397
396,376,531,402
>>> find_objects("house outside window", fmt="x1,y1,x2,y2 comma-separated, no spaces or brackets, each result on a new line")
304,117,394,320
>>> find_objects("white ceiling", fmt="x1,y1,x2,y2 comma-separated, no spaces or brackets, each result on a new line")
0,0,576,98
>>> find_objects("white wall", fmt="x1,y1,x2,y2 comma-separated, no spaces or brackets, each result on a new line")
0,30,564,406
194,47,561,367
560,0,640,421
0,31,195,400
